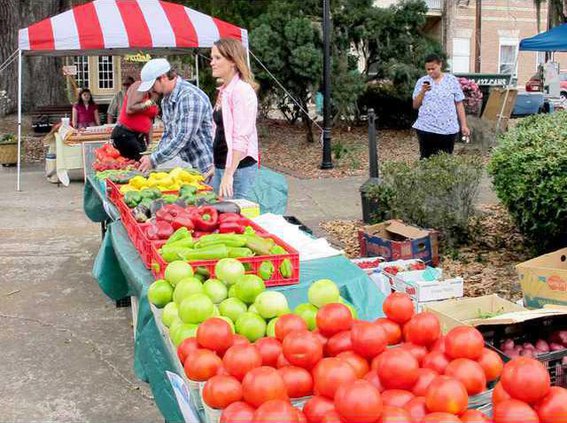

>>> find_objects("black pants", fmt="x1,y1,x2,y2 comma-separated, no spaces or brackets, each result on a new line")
416,129,457,159
111,125,147,161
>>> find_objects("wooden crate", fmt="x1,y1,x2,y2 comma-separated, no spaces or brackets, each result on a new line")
0,142,18,165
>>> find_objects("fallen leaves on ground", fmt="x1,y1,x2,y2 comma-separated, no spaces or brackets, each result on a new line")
320,205,532,302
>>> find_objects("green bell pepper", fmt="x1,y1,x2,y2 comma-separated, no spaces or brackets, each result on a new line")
124,191,142,208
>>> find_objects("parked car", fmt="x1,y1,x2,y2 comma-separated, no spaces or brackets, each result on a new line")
525,72,567,100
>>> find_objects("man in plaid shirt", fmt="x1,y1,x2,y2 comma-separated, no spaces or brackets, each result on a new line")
138,59,213,176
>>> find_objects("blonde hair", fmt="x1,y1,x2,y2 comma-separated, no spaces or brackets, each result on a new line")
213,38,258,91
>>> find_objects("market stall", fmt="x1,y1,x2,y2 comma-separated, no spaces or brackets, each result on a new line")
15,0,249,191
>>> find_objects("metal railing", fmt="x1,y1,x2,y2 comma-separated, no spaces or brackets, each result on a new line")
426,0,443,11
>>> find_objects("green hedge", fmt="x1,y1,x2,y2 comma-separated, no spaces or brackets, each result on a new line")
488,112,567,252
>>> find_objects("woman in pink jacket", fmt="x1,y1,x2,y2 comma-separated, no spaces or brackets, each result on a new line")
210,38,259,199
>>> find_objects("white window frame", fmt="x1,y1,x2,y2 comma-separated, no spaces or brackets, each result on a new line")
74,56,89,89
97,56,114,90
451,37,471,73
498,37,519,76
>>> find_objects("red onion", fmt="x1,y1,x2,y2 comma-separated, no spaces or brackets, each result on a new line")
535,339,550,353
550,342,564,351
523,343,536,350
506,349,520,358
501,339,514,350
549,331,567,346
520,349,535,357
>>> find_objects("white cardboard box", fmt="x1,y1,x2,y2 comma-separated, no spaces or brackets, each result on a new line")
394,271,464,302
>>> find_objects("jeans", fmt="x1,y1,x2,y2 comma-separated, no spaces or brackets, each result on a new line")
212,165,258,200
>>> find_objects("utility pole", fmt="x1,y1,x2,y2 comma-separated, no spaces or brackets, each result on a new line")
320,0,333,169
475,0,482,73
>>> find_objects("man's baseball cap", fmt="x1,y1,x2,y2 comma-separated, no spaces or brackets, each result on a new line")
138,58,171,92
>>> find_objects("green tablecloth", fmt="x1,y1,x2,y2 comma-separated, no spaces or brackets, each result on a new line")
83,176,120,222
92,221,385,421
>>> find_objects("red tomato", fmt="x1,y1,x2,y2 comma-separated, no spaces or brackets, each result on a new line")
242,366,288,408
444,358,487,396
312,357,358,399
422,351,450,374
277,366,314,398
220,401,255,423
184,349,223,381
223,344,263,381
334,380,383,423
378,406,412,423
404,313,441,347
460,409,491,423
277,353,291,368
275,314,308,342
297,410,308,423
404,396,427,423
252,399,299,423
202,375,243,409
382,292,415,324
425,376,468,415
412,368,438,397
312,329,329,348
197,317,234,354
177,337,199,365
380,389,414,408
282,330,323,369
430,336,446,353
400,343,429,365
476,348,503,382
232,334,250,346
535,386,567,423
375,318,402,345
325,331,353,357
350,321,388,359
493,399,540,423
492,381,512,405
254,337,282,368
444,326,485,361
501,357,550,404
303,396,336,423
316,303,353,337
364,369,385,392
321,410,343,423
337,351,370,378
421,412,462,423
376,349,419,390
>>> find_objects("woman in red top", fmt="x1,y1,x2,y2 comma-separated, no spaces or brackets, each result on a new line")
111,80,159,161
72,88,100,129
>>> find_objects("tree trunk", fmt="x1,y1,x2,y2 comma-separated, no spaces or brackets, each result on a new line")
0,0,71,116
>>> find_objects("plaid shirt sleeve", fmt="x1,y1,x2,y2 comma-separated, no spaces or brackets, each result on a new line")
151,91,212,172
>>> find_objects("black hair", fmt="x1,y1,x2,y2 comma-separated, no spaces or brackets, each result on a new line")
77,88,95,106
425,54,443,65
123,76,135,85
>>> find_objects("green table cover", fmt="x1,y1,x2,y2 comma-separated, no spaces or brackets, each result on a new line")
92,221,385,421
83,176,120,222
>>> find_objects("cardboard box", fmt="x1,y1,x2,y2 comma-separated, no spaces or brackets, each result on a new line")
516,248,567,308
358,220,439,265
393,270,462,302
227,199,260,219
423,295,527,334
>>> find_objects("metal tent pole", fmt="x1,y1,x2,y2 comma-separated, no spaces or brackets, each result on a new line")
16,49,22,192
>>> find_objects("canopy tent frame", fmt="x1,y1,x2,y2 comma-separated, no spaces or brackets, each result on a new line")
15,0,249,191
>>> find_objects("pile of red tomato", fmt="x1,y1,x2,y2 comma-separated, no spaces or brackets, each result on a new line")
175,292,567,422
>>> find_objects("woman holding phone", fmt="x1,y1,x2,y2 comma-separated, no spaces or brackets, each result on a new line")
412,53,470,159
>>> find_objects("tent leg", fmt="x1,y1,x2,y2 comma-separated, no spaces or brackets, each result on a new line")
16,49,22,192
195,52,199,88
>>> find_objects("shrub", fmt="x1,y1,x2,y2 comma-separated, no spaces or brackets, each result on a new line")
488,112,567,252
364,153,484,246
458,77,483,116
358,81,417,129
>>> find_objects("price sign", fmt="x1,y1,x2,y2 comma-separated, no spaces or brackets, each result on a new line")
62,65,77,76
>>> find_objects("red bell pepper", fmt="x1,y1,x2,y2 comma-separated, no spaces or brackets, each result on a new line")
156,208,174,223
218,221,245,234
155,221,174,239
192,206,219,232
171,211,195,231
218,213,243,224
146,224,159,241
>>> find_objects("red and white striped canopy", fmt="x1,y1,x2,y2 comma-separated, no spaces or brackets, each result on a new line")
18,0,248,56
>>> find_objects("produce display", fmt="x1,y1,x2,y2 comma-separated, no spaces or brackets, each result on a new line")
497,331,567,359
119,168,209,194
92,143,138,172
146,283,567,423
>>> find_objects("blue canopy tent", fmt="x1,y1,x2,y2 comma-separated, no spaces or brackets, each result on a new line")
520,23,567,52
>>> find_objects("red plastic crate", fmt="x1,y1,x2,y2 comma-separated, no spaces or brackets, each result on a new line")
149,220,300,287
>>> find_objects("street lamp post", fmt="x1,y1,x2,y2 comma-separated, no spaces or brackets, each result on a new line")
320,0,333,169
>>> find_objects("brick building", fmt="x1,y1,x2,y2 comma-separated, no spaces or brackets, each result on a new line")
375,0,566,87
